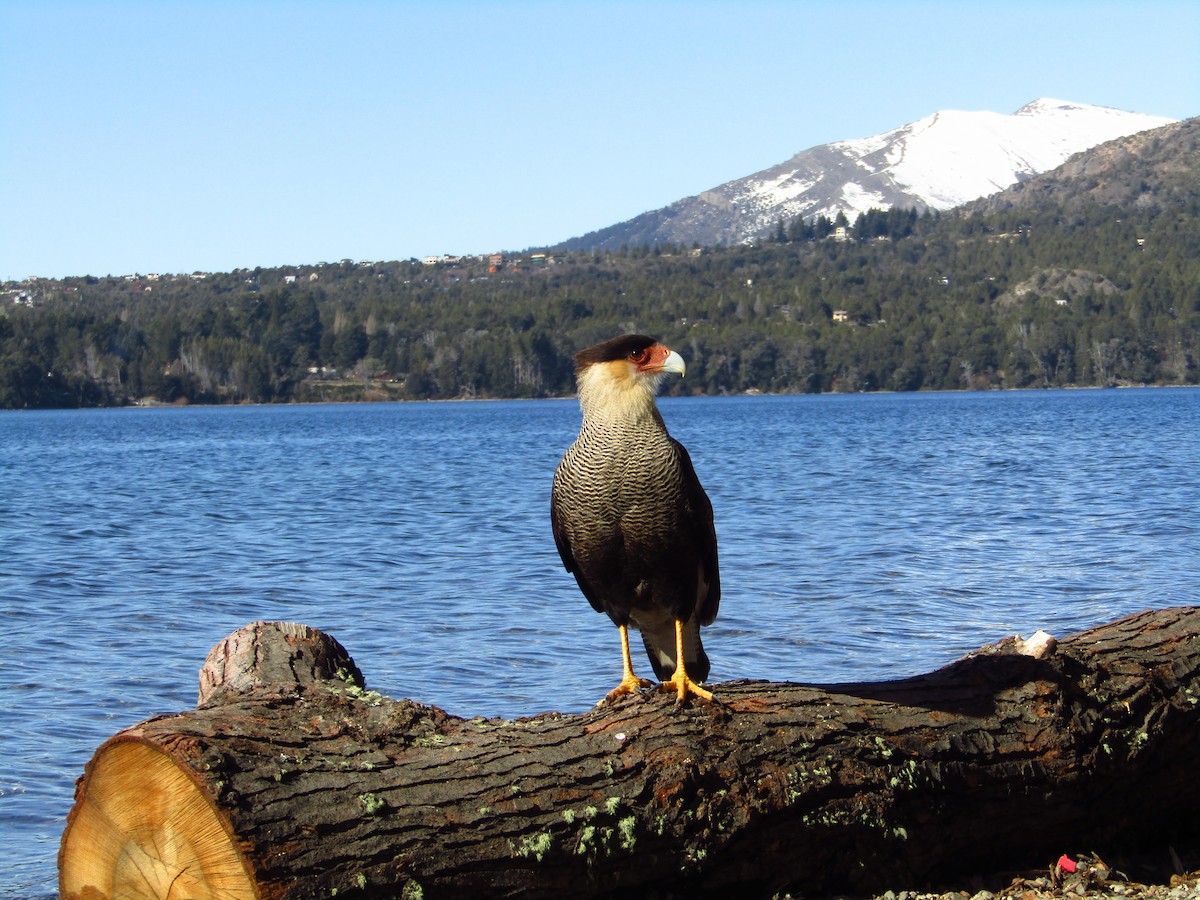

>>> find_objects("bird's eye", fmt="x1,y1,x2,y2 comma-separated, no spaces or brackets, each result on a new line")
629,349,648,364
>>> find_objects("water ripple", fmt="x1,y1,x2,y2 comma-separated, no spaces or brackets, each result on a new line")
1,389,1198,894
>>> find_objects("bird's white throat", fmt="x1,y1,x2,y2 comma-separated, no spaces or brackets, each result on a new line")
576,362,665,426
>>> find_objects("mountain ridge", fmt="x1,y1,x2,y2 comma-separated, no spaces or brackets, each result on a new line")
552,99,1177,252
4,111,1198,407
963,115,1200,215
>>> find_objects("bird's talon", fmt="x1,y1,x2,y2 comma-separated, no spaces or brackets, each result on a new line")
659,676,716,707
602,674,654,705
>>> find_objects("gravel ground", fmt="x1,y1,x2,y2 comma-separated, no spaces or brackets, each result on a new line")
863,850,1200,900
870,873,1200,900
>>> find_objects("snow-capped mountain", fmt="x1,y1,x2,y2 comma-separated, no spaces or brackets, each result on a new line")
554,99,1177,252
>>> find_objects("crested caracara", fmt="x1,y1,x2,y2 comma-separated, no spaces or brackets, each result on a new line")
551,334,720,706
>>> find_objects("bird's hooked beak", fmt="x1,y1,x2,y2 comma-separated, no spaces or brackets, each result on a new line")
661,349,686,378
639,344,686,378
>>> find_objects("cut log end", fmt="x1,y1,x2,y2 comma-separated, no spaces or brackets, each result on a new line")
59,739,255,900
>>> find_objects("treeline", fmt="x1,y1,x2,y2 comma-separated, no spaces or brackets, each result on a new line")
771,206,925,244
2,197,1198,409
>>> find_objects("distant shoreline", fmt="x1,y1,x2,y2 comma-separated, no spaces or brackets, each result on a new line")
0,381,1188,414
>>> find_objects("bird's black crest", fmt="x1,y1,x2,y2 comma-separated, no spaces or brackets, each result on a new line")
574,334,658,372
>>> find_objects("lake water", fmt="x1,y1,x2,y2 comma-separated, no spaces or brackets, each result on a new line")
1,388,1197,896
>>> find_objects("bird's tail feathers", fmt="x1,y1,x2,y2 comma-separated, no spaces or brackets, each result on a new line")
638,616,710,683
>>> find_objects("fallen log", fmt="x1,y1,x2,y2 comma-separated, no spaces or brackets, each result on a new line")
60,607,1200,899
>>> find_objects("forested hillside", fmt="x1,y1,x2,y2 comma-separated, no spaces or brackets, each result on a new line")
1,120,1196,409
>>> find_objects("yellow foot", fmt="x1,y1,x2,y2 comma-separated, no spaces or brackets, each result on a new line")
659,674,715,706
599,674,654,706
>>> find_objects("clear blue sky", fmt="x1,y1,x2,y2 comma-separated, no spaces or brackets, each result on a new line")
2,0,1197,281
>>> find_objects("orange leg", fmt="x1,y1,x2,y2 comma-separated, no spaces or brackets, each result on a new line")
600,624,654,705
660,619,715,705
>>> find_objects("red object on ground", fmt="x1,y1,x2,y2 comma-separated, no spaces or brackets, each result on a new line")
1057,854,1077,873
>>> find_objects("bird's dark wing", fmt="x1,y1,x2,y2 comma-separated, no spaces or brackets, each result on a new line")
671,437,720,626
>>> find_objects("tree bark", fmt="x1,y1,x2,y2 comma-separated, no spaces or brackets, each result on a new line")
60,608,1200,899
